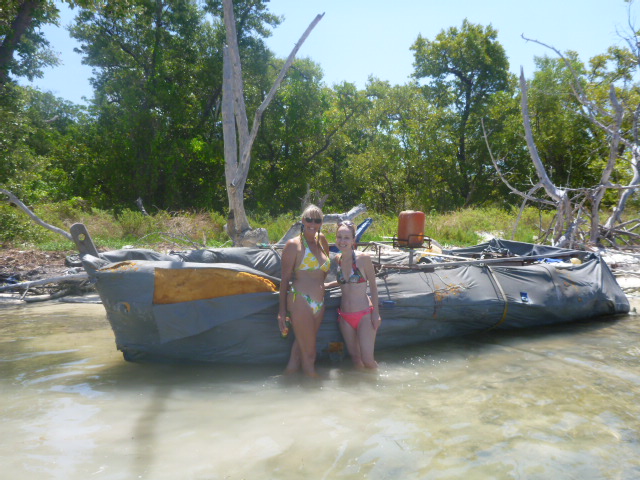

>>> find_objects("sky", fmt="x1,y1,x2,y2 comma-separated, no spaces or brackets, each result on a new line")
21,0,637,105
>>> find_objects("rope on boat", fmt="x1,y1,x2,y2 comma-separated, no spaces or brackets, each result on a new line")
484,265,509,331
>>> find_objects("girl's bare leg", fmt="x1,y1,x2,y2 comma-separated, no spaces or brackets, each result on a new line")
289,298,319,377
284,340,301,374
283,292,301,374
338,319,364,368
357,313,378,369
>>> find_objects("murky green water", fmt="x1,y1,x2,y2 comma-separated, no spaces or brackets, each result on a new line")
1,301,640,479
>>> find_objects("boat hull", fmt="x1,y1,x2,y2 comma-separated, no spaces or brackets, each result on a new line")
85,240,630,364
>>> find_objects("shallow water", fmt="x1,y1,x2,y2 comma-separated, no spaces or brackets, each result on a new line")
1,301,640,480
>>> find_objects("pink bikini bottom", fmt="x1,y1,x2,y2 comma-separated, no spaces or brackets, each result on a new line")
338,306,374,330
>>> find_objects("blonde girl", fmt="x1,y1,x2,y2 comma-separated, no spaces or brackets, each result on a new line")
278,205,330,377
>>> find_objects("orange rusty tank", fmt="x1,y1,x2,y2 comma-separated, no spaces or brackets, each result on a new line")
397,210,426,247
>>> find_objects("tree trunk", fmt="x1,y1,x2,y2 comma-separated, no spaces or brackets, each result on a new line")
587,85,623,243
222,44,251,236
220,0,323,245
519,69,576,246
520,35,640,246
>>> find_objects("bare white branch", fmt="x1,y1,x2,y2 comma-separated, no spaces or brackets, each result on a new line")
233,13,325,187
0,188,72,242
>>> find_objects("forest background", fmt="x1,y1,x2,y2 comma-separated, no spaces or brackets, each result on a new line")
2,0,640,250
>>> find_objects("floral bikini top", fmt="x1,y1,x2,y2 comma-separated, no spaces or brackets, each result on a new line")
336,252,366,284
297,236,331,272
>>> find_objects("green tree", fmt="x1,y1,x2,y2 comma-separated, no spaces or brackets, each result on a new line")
69,0,285,211
478,78,532,207
0,84,87,202
354,80,431,213
0,0,60,85
311,81,370,212
324,79,433,214
71,0,224,209
251,64,368,214
411,19,510,208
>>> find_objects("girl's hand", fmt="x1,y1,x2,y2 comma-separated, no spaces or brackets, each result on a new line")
278,312,287,333
372,314,382,331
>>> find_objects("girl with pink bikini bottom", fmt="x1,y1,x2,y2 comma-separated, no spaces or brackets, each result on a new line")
326,220,381,369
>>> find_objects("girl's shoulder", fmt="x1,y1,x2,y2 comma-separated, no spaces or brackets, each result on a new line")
355,251,374,267
283,236,302,255
286,235,302,246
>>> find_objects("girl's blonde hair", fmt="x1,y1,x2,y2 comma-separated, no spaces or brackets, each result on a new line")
301,204,323,220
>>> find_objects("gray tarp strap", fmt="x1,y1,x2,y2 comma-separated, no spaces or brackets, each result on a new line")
484,265,509,331
378,273,396,307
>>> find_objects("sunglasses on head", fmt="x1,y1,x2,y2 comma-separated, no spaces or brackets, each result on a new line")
304,217,322,224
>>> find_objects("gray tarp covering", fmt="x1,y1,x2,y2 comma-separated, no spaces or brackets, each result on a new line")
83,241,629,364
100,246,282,278
442,238,586,258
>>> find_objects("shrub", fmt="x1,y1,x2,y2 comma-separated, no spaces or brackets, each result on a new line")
249,212,297,244
0,205,49,244
116,209,157,238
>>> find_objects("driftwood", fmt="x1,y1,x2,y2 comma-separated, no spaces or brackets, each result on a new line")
0,273,89,293
136,197,149,216
301,185,329,211
0,272,93,304
23,288,75,303
0,189,95,301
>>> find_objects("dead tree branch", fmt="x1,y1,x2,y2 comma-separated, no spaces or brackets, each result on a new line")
232,12,325,188
481,119,554,206
489,24,640,248
1,188,72,242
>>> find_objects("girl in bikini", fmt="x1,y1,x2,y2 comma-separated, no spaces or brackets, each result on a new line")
326,220,381,369
278,205,331,377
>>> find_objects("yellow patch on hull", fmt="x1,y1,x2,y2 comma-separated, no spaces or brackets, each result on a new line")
153,268,277,305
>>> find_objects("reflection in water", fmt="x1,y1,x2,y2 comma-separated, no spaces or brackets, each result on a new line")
1,302,639,479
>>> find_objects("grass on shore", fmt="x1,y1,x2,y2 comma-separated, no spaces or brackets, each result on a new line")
1,201,560,252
